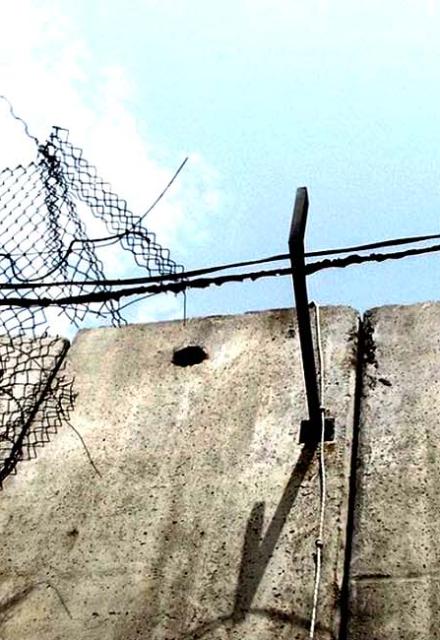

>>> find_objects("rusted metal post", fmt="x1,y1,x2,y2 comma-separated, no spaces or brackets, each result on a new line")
289,187,333,443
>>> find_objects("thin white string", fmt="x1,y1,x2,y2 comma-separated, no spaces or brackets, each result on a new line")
308,301,327,639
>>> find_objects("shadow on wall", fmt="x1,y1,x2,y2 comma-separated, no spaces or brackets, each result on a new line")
120,443,331,639
0,336,76,487
180,443,331,639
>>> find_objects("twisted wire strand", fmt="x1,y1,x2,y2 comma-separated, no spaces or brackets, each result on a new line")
0,95,40,146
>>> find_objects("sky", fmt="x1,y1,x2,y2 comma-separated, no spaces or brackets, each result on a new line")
1,0,440,333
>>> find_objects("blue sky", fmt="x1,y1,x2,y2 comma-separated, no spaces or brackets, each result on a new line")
1,0,440,330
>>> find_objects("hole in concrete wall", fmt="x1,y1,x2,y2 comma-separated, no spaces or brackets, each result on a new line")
172,345,208,367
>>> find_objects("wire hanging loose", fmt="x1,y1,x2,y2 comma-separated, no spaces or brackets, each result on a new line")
308,302,328,640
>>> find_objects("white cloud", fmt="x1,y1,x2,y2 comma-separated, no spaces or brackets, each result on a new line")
0,0,220,336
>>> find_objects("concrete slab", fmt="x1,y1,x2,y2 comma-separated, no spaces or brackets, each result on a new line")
0,307,358,640
347,302,440,639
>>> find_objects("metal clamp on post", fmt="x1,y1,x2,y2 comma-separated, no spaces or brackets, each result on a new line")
289,187,334,444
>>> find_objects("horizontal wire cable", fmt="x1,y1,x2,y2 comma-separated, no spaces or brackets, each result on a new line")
306,232,440,257
0,266,293,306
305,241,440,274
1,240,440,308
2,232,440,291
0,253,290,290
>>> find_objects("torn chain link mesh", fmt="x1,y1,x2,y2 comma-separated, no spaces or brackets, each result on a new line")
0,124,183,485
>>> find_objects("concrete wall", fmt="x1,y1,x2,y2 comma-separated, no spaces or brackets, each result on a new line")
0,308,358,640
0,302,438,639
346,303,440,639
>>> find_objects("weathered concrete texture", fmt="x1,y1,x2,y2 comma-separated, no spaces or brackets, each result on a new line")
347,303,440,639
0,308,358,640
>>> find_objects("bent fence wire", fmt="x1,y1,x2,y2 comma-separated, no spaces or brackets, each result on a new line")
0,120,183,486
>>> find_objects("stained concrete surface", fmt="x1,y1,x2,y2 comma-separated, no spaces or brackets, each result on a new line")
347,303,440,639
0,307,358,640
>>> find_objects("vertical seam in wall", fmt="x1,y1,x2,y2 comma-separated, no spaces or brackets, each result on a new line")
338,314,366,640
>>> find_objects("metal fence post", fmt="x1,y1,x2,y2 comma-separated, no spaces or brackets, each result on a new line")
289,187,334,443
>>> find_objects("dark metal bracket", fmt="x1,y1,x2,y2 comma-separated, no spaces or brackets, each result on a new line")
299,417,335,445
289,187,335,444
